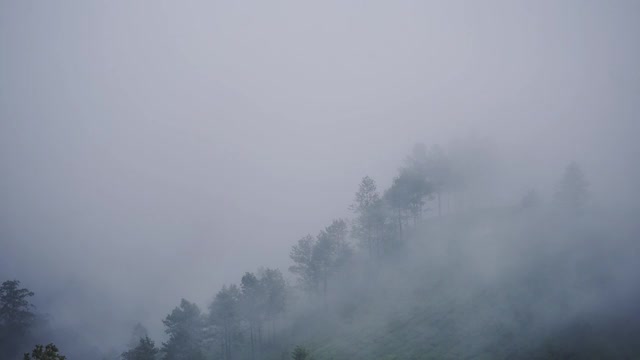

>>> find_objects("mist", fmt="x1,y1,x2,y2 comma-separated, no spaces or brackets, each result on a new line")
1,1,639,359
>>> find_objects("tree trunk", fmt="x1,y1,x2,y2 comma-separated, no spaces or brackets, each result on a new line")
224,325,230,360
375,225,381,259
251,326,255,360
258,324,262,358
368,227,373,259
323,275,328,311
397,211,403,242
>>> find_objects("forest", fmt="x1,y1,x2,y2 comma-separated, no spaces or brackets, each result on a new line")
3,142,639,360
2,1,640,359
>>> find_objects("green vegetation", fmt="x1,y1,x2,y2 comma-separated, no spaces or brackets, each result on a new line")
23,344,66,360
3,143,639,360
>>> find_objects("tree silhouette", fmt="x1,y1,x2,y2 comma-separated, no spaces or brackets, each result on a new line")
289,235,319,292
554,162,589,214
312,219,351,302
1,280,36,358
260,268,286,342
127,323,149,350
23,343,66,360
351,176,382,257
209,285,241,360
385,168,432,238
241,272,264,360
121,336,158,360
161,299,204,360
291,346,310,360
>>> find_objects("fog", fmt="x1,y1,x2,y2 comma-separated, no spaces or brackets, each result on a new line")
1,1,639,359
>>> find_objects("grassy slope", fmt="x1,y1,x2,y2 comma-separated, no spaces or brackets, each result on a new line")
278,208,640,359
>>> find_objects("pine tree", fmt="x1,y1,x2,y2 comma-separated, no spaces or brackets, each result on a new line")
291,346,310,360
161,299,204,360
209,285,241,360
289,235,319,292
1,280,36,359
23,344,66,360
121,336,158,360
350,176,382,257
554,162,589,214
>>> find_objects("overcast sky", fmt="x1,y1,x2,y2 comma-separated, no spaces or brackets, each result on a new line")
1,0,639,349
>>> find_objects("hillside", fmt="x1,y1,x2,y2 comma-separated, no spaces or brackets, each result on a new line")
276,208,640,360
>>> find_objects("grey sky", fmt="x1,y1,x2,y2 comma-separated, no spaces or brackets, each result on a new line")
1,0,639,349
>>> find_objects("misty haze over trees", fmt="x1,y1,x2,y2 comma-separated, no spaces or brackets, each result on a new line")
2,1,640,360
3,142,640,359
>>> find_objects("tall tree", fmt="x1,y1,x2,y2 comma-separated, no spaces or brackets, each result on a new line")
121,336,158,360
404,143,429,174
290,220,352,299
0,280,36,359
291,346,310,360
384,168,432,238
424,145,452,217
554,162,589,214
351,176,380,213
23,344,66,360
259,268,286,342
161,299,204,360
312,219,351,302
127,323,149,350
404,143,450,217
289,235,319,292
209,285,241,360
241,272,264,360
350,176,382,257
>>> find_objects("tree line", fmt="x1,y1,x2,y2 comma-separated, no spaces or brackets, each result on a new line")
1,142,589,360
